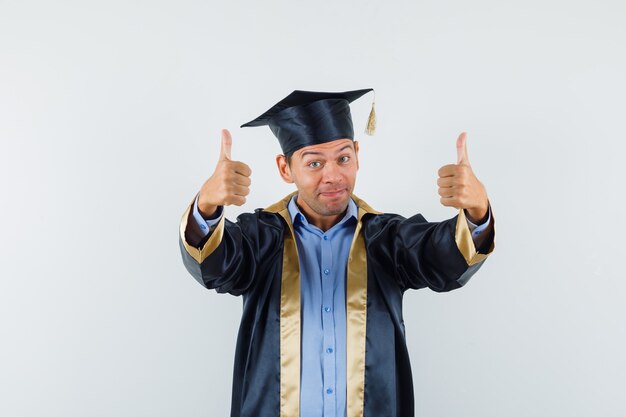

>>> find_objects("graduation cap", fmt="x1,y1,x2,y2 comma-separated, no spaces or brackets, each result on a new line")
241,88,376,156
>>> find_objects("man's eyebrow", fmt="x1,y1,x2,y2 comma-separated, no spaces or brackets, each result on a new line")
337,145,352,153
300,150,323,158
300,145,353,158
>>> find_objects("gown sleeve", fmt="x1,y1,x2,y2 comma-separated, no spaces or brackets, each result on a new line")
178,199,259,296
366,209,495,292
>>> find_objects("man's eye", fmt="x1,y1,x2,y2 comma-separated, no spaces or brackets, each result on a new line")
339,156,350,163
308,161,321,168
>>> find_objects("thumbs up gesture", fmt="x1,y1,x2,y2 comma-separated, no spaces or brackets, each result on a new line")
437,132,489,222
197,129,252,217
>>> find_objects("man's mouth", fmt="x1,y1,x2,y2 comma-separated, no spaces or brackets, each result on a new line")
319,189,347,198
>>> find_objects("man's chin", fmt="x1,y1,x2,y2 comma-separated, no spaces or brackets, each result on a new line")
317,197,350,216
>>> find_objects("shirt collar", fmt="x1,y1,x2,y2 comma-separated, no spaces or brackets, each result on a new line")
287,194,358,231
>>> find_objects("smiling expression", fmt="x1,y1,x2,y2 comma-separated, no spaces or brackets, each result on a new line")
276,139,359,231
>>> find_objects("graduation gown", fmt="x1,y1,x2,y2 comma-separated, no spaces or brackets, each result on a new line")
179,193,495,417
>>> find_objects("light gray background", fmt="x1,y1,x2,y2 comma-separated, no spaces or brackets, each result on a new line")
1,0,625,416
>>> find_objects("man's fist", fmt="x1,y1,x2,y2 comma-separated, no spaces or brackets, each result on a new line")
437,132,489,222
197,129,252,218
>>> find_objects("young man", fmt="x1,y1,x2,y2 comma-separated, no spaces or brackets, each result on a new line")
179,89,495,417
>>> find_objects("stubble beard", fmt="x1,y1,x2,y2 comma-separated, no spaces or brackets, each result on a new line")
306,191,350,217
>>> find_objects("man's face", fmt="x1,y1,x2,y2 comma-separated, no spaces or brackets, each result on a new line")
276,139,359,227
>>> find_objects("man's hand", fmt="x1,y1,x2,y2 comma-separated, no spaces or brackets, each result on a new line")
437,132,489,223
197,129,252,218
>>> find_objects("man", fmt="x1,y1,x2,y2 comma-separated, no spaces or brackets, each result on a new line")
179,89,495,417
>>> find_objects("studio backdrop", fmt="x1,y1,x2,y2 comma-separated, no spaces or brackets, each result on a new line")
1,1,625,416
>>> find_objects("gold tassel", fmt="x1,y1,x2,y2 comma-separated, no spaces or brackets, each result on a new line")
365,96,376,136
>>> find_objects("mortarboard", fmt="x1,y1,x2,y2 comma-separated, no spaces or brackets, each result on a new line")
241,89,375,156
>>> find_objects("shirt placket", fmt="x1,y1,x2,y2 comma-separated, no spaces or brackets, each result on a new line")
320,232,336,417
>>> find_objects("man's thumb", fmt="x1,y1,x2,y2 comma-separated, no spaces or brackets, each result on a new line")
220,129,232,160
456,132,469,165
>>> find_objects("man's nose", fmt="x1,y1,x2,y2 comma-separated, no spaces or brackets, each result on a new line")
322,162,341,182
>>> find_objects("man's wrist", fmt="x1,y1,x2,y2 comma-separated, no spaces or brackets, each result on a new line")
465,203,490,224
198,203,219,220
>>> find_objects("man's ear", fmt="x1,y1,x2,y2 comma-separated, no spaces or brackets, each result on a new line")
276,154,294,184
354,140,360,170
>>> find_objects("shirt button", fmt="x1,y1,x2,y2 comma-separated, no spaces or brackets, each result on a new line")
324,307,331,313
327,388,333,394
200,224,207,230
326,347,333,353
324,269,330,275
323,235,329,240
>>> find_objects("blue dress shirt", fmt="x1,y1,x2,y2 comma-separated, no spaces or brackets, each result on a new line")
287,196,357,417
190,196,491,417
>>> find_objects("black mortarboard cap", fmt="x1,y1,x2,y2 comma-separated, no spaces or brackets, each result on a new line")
241,88,374,156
